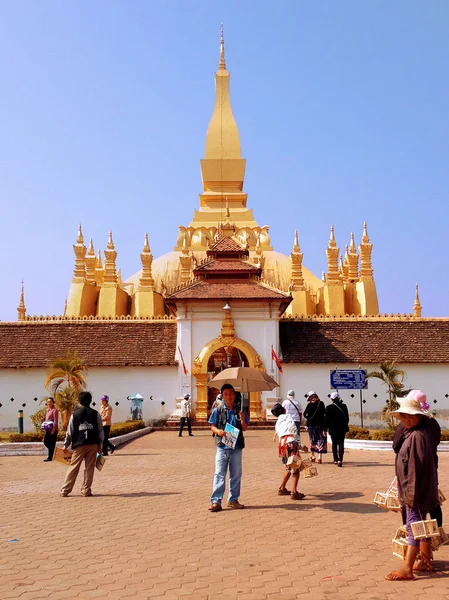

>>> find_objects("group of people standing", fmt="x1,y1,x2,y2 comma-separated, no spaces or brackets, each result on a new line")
283,389,350,467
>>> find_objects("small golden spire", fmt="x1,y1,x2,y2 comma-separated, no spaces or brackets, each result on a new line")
77,224,84,244
347,232,359,281
143,232,150,252
107,231,114,250
349,232,356,253
326,225,340,281
362,221,370,243
413,284,422,318
17,280,26,321
225,197,230,220
73,224,86,281
139,233,154,288
103,232,118,285
329,225,336,247
359,221,374,281
117,269,122,286
85,239,96,284
293,230,300,253
95,250,104,285
219,23,226,70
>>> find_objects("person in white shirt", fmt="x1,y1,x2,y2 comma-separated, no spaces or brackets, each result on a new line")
271,402,305,500
282,390,303,438
179,393,194,437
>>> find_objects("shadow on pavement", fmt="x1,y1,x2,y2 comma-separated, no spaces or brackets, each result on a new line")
322,501,380,513
343,462,393,467
112,453,161,456
96,491,181,497
311,491,363,500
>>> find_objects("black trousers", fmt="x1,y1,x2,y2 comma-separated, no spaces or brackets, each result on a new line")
43,432,58,460
179,418,192,435
102,425,115,455
331,436,345,463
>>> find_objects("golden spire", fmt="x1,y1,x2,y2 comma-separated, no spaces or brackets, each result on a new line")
413,284,422,318
204,24,241,160
219,23,226,70
326,225,340,282
290,230,304,290
17,280,26,321
103,231,118,285
347,232,359,281
359,221,374,281
117,269,122,286
72,224,86,281
95,250,104,285
85,239,96,284
139,233,155,288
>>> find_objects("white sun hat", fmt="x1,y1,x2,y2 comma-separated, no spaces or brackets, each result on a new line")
390,391,431,418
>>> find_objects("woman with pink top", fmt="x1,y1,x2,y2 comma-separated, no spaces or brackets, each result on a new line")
43,397,59,462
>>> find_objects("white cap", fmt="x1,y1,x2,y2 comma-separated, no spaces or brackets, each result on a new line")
183,393,191,400
307,390,318,398
330,391,339,400
287,390,295,398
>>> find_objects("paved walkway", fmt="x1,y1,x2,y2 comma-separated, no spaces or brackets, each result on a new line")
1,431,448,600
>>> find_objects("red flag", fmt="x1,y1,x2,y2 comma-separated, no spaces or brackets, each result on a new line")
178,346,188,375
271,346,283,373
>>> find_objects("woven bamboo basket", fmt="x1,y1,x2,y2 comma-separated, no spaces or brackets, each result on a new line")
393,525,408,542
303,465,318,478
410,519,439,540
386,476,398,497
299,458,312,472
385,494,402,512
431,527,449,551
373,492,388,510
392,538,408,560
286,454,302,470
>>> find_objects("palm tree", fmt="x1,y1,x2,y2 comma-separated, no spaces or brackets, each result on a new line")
367,361,410,429
45,350,88,427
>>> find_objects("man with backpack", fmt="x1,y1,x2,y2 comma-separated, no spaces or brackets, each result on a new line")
60,391,104,497
208,384,249,512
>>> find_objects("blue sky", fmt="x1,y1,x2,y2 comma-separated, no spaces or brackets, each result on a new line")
0,1,448,320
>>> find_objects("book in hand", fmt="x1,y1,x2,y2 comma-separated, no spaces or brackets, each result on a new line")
223,423,240,449
96,453,106,472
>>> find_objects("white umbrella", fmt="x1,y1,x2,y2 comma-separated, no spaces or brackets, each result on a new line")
208,367,279,393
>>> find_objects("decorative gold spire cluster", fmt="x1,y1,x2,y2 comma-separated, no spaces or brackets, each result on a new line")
103,231,118,285
138,233,155,289
414,284,422,318
72,224,87,281
17,280,26,321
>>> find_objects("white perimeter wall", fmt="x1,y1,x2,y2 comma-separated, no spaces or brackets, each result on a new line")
0,366,179,431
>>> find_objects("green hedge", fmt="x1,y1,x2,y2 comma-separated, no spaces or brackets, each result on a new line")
8,420,146,443
346,426,370,439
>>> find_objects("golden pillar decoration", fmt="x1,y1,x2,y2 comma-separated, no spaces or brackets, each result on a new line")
359,222,374,281
103,231,118,285
95,250,104,285
290,230,305,290
179,233,193,283
72,224,86,282
85,240,96,284
17,280,26,321
326,225,340,282
347,233,359,281
414,284,422,318
139,233,154,289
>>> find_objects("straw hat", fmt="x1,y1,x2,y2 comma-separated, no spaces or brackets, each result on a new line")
390,390,430,418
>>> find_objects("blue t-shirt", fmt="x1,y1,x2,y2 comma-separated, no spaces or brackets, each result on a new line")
209,406,249,450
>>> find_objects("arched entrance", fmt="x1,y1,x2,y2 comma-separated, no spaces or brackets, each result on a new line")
192,336,265,421
207,346,250,411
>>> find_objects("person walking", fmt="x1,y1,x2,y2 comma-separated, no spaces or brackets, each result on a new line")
179,393,194,437
303,391,327,464
282,390,303,438
385,393,439,581
208,384,249,512
100,395,115,456
43,397,59,462
60,391,104,497
323,391,349,467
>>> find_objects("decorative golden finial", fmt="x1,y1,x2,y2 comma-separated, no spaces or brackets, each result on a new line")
77,224,84,244
73,225,86,281
349,232,356,253
219,23,226,70
362,221,369,243
293,230,300,253
347,232,359,281
322,271,326,282
107,231,114,250
413,284,422,318
326,225,340,281
95,250,104,285
359,222,374,281
329,225,336,247
17,280,26,321
103,232,118,284
139,233,154,288
117,269,122,286
85,239,96,284
225,197,230,220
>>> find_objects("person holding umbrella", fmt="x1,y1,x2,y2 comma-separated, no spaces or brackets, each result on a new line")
208,384,249,512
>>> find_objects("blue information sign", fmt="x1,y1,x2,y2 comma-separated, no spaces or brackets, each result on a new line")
330,369,367,390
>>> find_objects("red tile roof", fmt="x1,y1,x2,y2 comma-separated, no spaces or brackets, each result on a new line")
194,259,261,273
280,320,449,364
0,321,178,368
167,279,291,301
208,236,247,254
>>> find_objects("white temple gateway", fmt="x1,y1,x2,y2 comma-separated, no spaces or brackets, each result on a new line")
1,30,449,431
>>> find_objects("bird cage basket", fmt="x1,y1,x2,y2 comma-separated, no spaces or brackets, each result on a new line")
385,494,402,512
438,488,446,505
303,465,318,478
431,527,449,552
286,454,303,471
392,538,408,560
410,519,439,540
299,458,312,472
393,525,408,541
374,492,388,510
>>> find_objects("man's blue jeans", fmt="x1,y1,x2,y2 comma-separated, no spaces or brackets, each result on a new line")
211,446,243,503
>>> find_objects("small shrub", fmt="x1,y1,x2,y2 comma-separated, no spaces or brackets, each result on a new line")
30,407,47,432
9,432,44,442
440,429,449,442
370,429,395,441
346,426,370,440
109,420,146,437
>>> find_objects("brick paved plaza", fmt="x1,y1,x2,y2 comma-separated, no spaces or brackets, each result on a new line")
1,431,448,600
